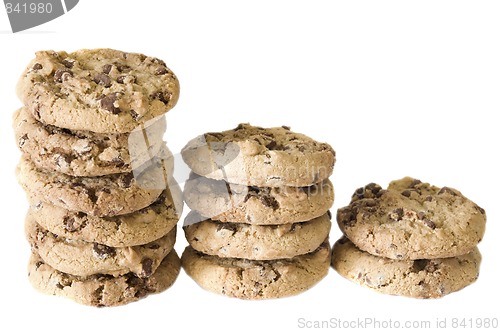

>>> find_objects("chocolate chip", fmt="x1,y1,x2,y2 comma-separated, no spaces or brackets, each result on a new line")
282,125,291,130
63,213,87,232
141,258,153,277
85,188,98,204
155,67,169,75
126,274,142,287
150,57,166,66
100,93,121,114
425,196,433,202
417,211,425,220
391,208,404,221
151,91,171,105
266,140,285,150
298,146,306,152
354,187,365,199
109,157,125,167
99,187,111,194
35,261,43,269
340,209,357,227
424,219,436,229
116,64,130,72
234,124,245,130
401,190,412,197
474,205,486,215
410,179,422,187
120,173,134,188
260,195,280,210
92,243,116,259
92,286,104,306
102,64,113,74
61,59,74,68
55,154,72,168
438,187,457,196
130,109,139,120
116,75,125,84
32,63,43,71
54,68,73,83
18,134,28,148
93,73,112,88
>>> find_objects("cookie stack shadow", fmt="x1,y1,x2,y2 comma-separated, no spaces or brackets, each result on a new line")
180,124,336,299
14,49,183,306
332,177,487,298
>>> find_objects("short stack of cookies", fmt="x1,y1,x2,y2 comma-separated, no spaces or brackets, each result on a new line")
180,124,336,299
332,177,486,298
14,48,183,306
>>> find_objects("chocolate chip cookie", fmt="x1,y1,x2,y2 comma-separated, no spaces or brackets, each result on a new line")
181,124,335,187
331,237,481,298
184,173,334,224
26,216,176,277
28,185,182,247
17,49,179,133
337,177,486,260
17,156,171,217
13,107,166,176
184,212,331,260
181,242,331,299
28,250,180,307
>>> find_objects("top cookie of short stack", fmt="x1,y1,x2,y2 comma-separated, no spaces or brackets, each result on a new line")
181,123,335,187
17,48,180,133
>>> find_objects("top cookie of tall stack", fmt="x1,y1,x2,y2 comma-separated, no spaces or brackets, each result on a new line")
17,48,180,133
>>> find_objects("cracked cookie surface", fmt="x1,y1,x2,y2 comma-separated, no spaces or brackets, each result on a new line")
331,237,481,298
181,123,335,187
17,155,171,217
17,48,179,133
337,177,486,260
28,250,180,307
13,107,166,176
184,212,331,260
184,173,334,224
181,242,330,299
26,216,176,277
28,185,182,247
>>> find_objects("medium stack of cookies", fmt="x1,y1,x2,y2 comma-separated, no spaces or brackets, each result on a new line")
14,48,183,306
180,124,336,299
332,177,486,298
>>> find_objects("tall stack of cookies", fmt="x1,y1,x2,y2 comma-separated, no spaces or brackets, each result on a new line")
14,49,183,307
180,124,336,299
332,177,486,298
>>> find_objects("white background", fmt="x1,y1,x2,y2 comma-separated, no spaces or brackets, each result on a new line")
1,1,499,331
